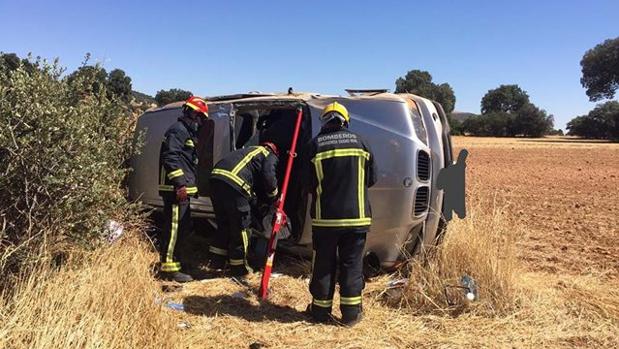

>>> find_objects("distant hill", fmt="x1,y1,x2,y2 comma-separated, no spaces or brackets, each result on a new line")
131,90,156,105
451,111,478,123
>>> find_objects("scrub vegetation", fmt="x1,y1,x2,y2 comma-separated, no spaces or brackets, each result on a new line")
0,55,144,290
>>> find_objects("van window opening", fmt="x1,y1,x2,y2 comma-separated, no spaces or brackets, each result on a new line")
231,102,312,241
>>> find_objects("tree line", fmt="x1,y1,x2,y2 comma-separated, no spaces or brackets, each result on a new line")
395,36,618,140
6,34,616,140
1,52,195,110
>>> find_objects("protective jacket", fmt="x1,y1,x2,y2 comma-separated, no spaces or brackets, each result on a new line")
210,145,279,201
303,127,377,230
158,118,199,199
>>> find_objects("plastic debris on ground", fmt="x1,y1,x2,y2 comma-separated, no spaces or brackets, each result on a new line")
443,274,479,305
382,278,409,300
460,274,478,301
177,320,192,330
104,219,124,243
165,301,185,311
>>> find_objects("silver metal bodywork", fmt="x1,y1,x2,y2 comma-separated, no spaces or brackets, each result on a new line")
129,92,453,268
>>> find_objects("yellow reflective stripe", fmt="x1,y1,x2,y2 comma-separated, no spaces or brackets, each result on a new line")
312,218,372,227
166,204,179,263
312,298,333,308
313,148,370,162
340,296,362,305
267,187,278,198
314,159,324,219
229,259,244,266
211,169,252,196
231,146,268,174
241,229,252,273
358,157,366,218
159,185,197,193
160,166,166,185
161,262,181,272
209,246,227,256
241,229,249,255
167,169,184,180
185,139,194,147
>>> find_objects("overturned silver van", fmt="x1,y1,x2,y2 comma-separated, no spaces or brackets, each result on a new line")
129,90,455,269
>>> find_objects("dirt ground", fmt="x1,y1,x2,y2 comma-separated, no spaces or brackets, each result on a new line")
456,136,619,278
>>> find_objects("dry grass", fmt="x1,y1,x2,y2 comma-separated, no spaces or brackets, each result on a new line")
1,204,616,348
390,201,522,317
0,233,177,349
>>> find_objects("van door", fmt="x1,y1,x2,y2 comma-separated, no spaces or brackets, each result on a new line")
196,103,233,197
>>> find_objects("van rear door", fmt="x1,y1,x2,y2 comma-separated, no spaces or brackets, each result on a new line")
196,103,233,197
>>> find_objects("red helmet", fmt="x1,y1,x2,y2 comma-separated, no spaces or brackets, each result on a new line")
184,96,209,118
261,142,279,156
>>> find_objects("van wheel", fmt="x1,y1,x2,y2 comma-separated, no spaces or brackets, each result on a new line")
404,224,424,257
434,199,449,245
434,218,448,245
363,252,381,278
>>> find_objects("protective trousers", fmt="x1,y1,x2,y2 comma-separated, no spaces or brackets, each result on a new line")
209,179,253,275
310,229,367,318
160,198,191,272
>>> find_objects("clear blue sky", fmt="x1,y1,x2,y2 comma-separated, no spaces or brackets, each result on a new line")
1,0,617,129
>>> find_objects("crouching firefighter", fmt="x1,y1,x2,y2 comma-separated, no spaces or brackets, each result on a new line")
302,102,377,326
208,142,280,276
158,96,209,282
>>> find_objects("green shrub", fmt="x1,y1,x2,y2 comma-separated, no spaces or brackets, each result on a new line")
0,56,141,285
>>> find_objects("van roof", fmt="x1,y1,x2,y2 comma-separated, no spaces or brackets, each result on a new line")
146,91,424,113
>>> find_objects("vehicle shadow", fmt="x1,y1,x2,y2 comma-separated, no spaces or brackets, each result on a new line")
183,294,309,323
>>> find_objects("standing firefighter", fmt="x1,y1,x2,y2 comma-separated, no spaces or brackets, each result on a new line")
303,102,377,326
158,96,208,282
208,142,279,276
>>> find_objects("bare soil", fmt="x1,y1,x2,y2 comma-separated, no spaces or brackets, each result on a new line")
456,136,619,278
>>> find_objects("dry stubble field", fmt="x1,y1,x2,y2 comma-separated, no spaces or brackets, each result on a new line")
459,136,618,278
2,136,618,349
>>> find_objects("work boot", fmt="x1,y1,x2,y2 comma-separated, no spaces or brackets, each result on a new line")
207,258,226,272
229,265,252,277
160,271,194,283
305,303,332,324
340,305,363,327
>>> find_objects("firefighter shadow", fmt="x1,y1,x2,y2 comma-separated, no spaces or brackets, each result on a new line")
183,295,308,323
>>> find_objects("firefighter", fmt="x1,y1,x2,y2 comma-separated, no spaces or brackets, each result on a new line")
302,102,377,326
158,96,209,282
208,142,280,276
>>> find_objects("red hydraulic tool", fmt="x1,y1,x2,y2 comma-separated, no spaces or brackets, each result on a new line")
259,106,304,300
